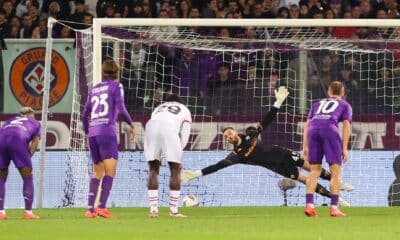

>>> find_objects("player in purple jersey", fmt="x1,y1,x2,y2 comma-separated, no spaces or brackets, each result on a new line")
0,107,40,220
303,81,352,217
81,59,135,219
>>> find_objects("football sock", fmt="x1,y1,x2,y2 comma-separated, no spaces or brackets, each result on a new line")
331,194,339,207
319,169,331,180
88,178,100,212
169,190,180,214
316,183,331,197
98,175,113,209
22,176,34,211
148,190,158,213
0,177,5,211
306,193,314,205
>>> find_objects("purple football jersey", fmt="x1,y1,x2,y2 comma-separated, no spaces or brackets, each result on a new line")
308,97,352,129
82,79,132,137
0,115,41,142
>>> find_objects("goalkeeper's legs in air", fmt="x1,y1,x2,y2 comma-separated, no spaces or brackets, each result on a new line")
298,154,353,192
148,160,160,218
168,162,186,218
0,168,8,220
18,167,40,219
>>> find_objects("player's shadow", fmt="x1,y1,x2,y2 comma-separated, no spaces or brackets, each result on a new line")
388,155,400,206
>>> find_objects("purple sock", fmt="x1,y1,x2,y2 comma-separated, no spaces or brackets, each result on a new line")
331,194,339,207
0,177,6,211
22,176,34,211
98,176,113,209
88,178,100,212
306,193,314,205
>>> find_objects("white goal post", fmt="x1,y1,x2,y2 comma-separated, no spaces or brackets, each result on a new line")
36,17,400,208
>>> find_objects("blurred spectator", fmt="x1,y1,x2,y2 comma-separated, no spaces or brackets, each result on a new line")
360,0,373,18
189,7,200,18
0,9,10,39
172,48,200,98
32,15,46,38
277,6,290,18
289,4,299,18
42,0,70,19
82,12,93,25
28,3,40,25
19,12,35,38
2,0,16,20
59,25,72,38
70,0,86,23
129,3,143,18
15,0,41,18
179,0,190,18
201,0,217,18
298,4,310,18
307,72,325,100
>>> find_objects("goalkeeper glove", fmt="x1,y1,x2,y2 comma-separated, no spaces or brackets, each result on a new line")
181,170,202,183
274,86,289,108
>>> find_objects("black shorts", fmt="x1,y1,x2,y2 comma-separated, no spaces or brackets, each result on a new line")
261,146,304,180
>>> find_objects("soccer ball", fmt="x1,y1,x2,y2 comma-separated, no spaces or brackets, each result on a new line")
182,195,199,207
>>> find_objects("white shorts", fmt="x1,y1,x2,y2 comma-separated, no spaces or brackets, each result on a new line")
144,119,182,164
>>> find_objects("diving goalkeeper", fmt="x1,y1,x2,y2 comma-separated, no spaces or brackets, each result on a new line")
182,86,353,205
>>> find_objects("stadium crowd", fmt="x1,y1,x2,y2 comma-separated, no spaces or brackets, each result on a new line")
0,0,399,115
1,0,400,39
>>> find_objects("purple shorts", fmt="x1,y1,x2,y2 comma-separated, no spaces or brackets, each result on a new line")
0,135,32,169
89,135,118,164
307,127,342,165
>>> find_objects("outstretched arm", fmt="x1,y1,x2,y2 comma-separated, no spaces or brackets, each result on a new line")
181,152,240,182
257,86,289,133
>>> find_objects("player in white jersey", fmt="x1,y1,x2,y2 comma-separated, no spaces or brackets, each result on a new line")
144,94,192,218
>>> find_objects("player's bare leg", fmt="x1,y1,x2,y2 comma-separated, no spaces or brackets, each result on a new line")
0,168,8,220
18,167,39,219
168,162,186,218
301,160,353,192
85,162,104,218
95,158,117,219
148,160,160,217
329,164,346,217
304,164,322,217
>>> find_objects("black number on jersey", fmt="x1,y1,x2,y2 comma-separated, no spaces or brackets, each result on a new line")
155,105,181,115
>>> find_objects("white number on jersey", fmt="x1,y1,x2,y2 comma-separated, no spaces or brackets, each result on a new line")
10,117,28,125
316,99,339,114
91,93,109,119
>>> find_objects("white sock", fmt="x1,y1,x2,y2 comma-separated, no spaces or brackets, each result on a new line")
169,190,180,214
0,210,5,214
148,190,158,213
25,210,33,214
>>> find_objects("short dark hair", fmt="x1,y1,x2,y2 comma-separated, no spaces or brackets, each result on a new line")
329,81,344,95
102,59,120,80
164,93,181,103
222,127,234,133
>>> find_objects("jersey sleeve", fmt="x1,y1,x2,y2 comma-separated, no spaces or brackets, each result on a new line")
179,108,192,149
115,83,133,125
33,121,41,138
340,102,353,122
257,106,279,133
307,102,315,120
201,152,240,176
81,92,92,134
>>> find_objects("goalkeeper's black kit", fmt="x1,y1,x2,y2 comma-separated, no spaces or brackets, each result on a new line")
202,106,304,180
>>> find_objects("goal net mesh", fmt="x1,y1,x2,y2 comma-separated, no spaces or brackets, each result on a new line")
61,22,400,207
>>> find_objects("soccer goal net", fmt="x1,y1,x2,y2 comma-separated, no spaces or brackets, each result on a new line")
43,19,400,208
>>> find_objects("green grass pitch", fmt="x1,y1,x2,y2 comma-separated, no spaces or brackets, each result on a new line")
1,207,399,240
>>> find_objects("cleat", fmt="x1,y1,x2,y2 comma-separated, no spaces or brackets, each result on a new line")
85,210,97,218
340,181,354,192
23,212,40,219
0,213,7,220
149,211,158,218
304,205,318,217
339,197,350,207
330,207,346,217
95,208,116,219
169,211,187,218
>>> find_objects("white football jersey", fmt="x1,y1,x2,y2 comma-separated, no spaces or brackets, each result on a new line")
150,101,192,133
